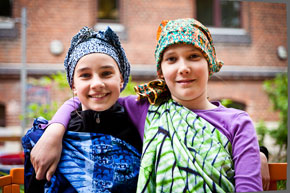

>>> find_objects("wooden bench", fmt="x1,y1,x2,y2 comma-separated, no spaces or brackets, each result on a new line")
268,163,287,190
0,168,24,193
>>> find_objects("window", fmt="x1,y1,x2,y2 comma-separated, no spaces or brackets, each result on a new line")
0,104,5,127
95,0,127,40
97,0,119,22
196,0,250,44
0,0,12,18
196,0,241,28
0,0,17,39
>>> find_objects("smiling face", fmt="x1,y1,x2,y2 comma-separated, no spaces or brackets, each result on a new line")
72,53,124,111
160,44,210,109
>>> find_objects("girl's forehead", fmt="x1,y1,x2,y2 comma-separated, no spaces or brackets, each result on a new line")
163,44,200,53
80,53,118,64
84,52,114,59
75,53,120,70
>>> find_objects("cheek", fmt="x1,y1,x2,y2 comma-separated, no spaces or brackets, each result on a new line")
161,65,175,82
203,64,209,80
108,77,123,91
194,61,208,76
161,63,169,77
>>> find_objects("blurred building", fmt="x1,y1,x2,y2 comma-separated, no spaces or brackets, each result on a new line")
0,0,288,127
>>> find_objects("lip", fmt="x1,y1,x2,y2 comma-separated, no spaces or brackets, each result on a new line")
176,79,195,84
89,93,110,100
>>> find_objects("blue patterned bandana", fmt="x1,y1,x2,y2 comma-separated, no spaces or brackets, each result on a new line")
64,26,130,91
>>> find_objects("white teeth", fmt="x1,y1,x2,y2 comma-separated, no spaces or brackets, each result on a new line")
91,94,107,98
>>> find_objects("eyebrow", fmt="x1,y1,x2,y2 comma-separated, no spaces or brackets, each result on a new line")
100,65,115,69
164,47,200,55
76,65,115,73
76,67,89,73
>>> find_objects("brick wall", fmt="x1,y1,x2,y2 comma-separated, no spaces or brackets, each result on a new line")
121,0,194,65
208,80,279,122
0,0,287,127
0,79,21,126
1,0,286,67
0,0,97,64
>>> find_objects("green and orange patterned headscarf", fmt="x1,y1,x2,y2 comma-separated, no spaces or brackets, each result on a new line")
155,18,223,76
135,18,223,104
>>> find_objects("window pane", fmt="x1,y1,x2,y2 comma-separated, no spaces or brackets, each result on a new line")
98,0,119,21
221,0,241,28
196,0,213,26
196,0,241,28
0,0,12,17
0,104,5,127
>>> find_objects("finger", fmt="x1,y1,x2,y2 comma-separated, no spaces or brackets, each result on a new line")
31,158,39,175
263,183,268,191
262,179,266,190
46,162,58,181
35,165,48,180
266,181,270,191
262,178,270,191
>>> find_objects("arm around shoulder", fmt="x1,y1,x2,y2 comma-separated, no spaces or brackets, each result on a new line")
50,97,80,128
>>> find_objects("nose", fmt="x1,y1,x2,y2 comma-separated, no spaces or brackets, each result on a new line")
178,59,190,75
91,75,105,90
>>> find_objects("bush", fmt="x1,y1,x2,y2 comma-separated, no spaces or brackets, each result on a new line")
263,73,288,161
26,71,69,121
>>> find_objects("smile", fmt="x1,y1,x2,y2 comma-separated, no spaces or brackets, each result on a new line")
89,93,109,98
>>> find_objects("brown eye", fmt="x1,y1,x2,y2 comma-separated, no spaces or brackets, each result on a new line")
189,53,201,60
80,73,91,78
101,71,113,77
165,56,177,63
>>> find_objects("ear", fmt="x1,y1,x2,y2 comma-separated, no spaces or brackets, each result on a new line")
72,84,77,96
158,65,164,79
158,71,164,79
120,76,124,89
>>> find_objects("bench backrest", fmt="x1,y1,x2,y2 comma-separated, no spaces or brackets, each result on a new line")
268,163,287,190
0,168,24,193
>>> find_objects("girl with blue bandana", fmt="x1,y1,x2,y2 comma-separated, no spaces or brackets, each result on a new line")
30,18,264,192
22,27,142,193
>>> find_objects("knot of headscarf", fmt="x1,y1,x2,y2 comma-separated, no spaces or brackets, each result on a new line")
134,79,169,105
64,26,130,91
135,18,223,104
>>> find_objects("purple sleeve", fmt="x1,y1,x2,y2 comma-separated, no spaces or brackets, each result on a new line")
49,97,80,128
50,95,149,139
231,112,263,192
118,95,149,140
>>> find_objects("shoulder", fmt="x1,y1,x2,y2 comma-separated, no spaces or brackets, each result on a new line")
118,95,150,139
215,102,253,128
118,95,150,111
194,101,255,142
208,101,251,122
194,101,251,124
